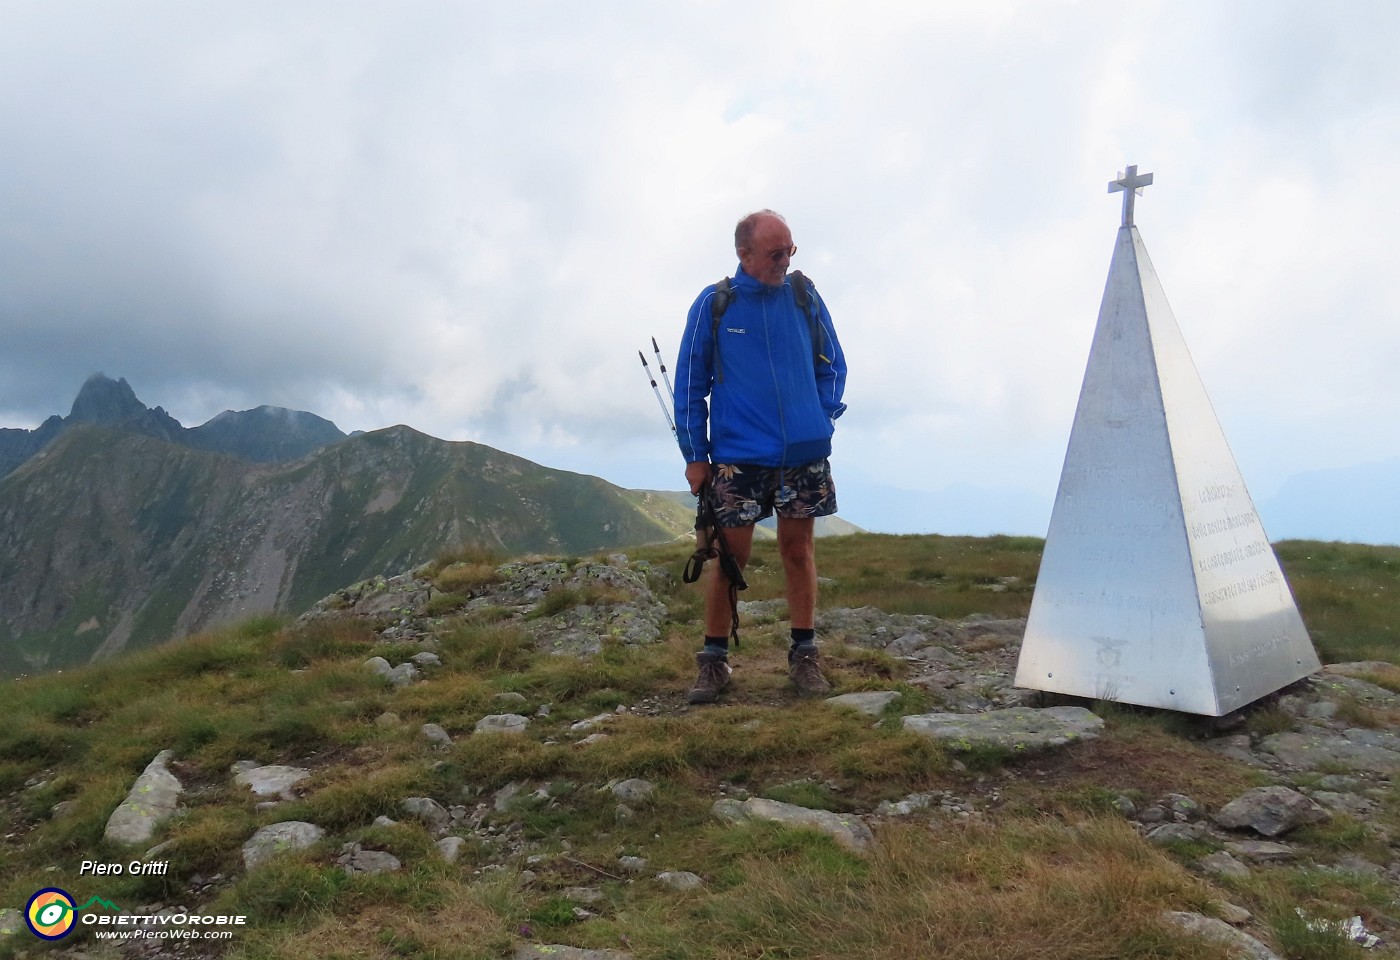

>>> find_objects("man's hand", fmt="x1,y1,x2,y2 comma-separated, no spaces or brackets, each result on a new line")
685,461,711,495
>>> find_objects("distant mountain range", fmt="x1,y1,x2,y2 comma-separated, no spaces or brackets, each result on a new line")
0,374,349,477
0,376,693,676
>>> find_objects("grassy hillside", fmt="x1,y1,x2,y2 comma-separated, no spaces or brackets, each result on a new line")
0,426,689,677
1,534,1397,959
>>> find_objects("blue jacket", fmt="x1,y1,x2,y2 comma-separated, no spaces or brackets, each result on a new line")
674,265,847,467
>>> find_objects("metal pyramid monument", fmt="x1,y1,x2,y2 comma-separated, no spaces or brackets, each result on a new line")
1014,165,1320,716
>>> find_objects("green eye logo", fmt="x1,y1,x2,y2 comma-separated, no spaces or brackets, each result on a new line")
26,888,76,940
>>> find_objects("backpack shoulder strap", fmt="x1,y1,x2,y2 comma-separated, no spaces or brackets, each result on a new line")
787,270,829,365
710,277,732,383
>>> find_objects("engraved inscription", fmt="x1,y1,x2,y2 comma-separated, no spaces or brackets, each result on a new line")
1228,634,1289,669
1044,590,1189,617
1195,539,1270,574
1201,568,1281,606
1197,483,1236,504
1189,510,1258,541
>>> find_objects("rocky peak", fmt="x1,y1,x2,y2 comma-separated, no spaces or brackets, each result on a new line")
67,374,148,424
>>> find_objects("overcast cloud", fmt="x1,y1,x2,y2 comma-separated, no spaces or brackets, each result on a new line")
2,1,1397,538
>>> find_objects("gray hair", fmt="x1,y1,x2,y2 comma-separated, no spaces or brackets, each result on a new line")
734,209,786,253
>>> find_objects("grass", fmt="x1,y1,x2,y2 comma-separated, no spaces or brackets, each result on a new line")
1,533,1397,960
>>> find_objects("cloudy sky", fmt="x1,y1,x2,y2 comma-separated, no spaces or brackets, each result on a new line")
2,1,1397,538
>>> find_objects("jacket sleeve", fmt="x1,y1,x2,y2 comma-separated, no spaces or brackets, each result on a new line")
674,287,716,463
814,293,847,422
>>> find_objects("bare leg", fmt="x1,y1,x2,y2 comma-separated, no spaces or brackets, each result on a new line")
704,523,755,638
776,516,816,629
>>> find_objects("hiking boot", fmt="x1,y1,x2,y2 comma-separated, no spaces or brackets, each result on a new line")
788,643,831,697
687,650,732,704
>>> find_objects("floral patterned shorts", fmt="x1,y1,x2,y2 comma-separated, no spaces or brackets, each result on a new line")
707,459,838,528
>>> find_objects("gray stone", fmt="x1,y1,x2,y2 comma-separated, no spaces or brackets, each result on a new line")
373,816,398,828
1309,790,1374,817
494,692,529,705
385,663,420,687
411,651,442,670
233,763,311,801
611,779,656,804
1260,729,1400,774
1225,840,1297,863
475,714,529,735
876,793,937,817
657,870,705,891
825,691,900,716
1146,822,1207,845
1198,851,1251,880
0,909,22,939
512,946,632,960
1305,701,1339,720
422,723,453,747
902,706,1103,753
243,821,326,871
1215,786,1328,837
495,781,528,811
339,843,402,875
436,834,464,867
1217,902,1253,925
1161,793,1203,821
563,887,604,904
103,750,184,846
364,655,393,677
617,856,648,875
1112,796,1136,817
712,797,875,855
1163,912,1281,960
402,797,452,835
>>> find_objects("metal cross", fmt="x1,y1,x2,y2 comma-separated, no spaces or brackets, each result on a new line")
1108,164,1154,227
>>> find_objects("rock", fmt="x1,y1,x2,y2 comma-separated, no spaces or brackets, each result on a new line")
422,723,453,747
364,656,393,678
1163,911,1281,960
512,946,632,960
339,843,402,875
243,821,326,871
618,856,648,875
1198,851,1251,880
657,870,705,891
1146,822,1207,845
402,797,452,835
1112,796,1136,817
1259,729,1400,774
385,663,420,687
712,798,875,855
103,750,184,846
563,887,604,904
876,793,937,817
1224,840,1297,863
902,706,1103,753
495,781,528,811
1161,793,1203,821
375,712,403,727
233,763,311,801
1215,786,1328,837
475,714,530,735
1217,902,1253,925
373,816,398,828
494,692,529,706
825,691,900,716
611,779,656,804
411,651,442,670
0,909,22,939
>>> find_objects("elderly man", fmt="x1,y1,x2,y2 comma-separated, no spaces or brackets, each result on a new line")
673,209,848,704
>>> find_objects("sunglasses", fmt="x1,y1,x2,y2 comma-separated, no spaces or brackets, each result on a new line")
765,244,797,263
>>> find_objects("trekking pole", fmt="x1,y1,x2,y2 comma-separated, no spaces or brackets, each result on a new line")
650,337,675,404
638,348,676,436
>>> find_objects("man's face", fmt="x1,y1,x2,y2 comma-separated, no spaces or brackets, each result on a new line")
738,216,795,288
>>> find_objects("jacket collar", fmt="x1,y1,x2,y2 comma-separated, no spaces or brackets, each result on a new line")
733,264,787,295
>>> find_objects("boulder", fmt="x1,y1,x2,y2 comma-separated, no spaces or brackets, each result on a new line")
712,797,875,855
103,750,183,846
902,706,1103,753
1215,786,1328,837
243,821,326,871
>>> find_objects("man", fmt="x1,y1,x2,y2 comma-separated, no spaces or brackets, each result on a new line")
673,209,848,704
